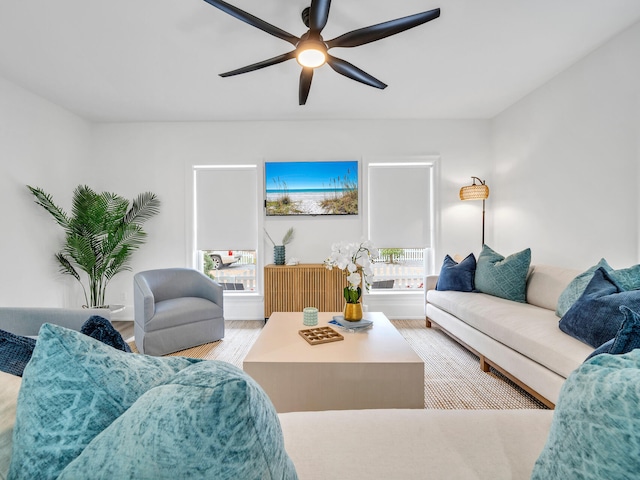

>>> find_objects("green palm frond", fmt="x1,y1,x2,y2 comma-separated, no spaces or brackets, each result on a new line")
27,185,70,229
28,185,160,307
55,253,81,281
124,192,161,224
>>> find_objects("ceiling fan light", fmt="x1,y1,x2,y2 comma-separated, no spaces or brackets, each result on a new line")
297,47,326,68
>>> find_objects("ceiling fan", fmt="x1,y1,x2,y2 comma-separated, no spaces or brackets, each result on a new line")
202,0,440,105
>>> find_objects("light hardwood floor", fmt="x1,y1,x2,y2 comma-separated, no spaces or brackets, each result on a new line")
112,321,134,341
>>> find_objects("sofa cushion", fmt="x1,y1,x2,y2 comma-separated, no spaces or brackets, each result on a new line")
585,306,640,361
147,297,223,331
427,289,592,378
559,268,640,348
526,265,581,312
280,409,553,480
435,254,476,292
9,323,296,480
0,329,35,377
531,349,640,480
474,245,531,303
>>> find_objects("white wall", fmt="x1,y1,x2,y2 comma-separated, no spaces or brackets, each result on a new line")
0,77,91,307
88,120,491,318
6,20,639,315
491,22,640,269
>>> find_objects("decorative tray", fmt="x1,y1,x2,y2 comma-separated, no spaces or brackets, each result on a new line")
298,326,344,346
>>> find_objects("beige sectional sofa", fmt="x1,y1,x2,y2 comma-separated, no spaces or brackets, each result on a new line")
426,264,594,407
0,370,553,480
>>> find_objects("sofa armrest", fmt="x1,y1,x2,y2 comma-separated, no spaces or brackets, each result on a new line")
426,275,439,293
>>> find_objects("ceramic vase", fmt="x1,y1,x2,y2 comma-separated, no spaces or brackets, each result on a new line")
274,245,285,265
343,303,363,322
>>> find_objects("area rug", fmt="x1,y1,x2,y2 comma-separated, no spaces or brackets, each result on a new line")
126,319,546,410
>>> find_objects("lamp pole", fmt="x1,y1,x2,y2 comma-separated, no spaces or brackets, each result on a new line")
481,198,485,247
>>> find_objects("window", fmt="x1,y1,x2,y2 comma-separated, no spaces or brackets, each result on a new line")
367,159,437,292
202,250,257,292
193,165,259,293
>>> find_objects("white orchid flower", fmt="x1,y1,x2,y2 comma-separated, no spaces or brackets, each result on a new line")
347,271,361,287
324,240,376,302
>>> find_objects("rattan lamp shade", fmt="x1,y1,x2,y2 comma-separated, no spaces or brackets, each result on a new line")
459,183,489,201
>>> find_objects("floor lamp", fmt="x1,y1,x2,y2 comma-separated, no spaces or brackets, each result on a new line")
459,177,490,246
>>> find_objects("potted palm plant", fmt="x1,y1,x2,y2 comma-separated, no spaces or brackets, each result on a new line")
27,185,160,308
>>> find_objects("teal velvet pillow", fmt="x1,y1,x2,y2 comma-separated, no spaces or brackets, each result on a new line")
474,245,531,303
435,253,476,292
59,361,298,480
531,349,640,479
9,324,298,480
609,263,640,292
9,323,201,479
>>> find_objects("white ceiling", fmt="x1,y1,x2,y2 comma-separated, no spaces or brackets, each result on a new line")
1,0,639,122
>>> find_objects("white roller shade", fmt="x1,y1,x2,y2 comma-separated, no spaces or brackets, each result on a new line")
195,166,258,251
368,162,432,248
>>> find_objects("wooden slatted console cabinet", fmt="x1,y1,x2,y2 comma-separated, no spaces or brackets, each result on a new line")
264,264,347,318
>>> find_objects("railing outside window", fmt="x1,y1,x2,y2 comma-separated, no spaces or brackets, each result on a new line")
371,248,427,291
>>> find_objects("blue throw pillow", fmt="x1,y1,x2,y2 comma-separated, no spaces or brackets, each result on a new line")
585,306,640,361
435,253,476,292
556,259,640,317
0,329,36,377
531,349,640,479
80,315,131,352
556,258,612,317
559,268,640,348
474,245,531,303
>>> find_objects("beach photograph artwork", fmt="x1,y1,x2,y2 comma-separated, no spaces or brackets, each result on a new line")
265,160,358,216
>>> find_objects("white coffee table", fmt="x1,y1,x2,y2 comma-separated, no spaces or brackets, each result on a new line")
243,311,424,413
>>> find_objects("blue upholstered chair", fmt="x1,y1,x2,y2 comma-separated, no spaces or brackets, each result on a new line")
133,268,224,356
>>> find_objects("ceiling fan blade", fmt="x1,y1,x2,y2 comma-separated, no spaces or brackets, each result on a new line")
309,0,331,34
326,8,440,49
299,68,314,105
203,0,299,46
326,55,387,90
220,51,297,77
